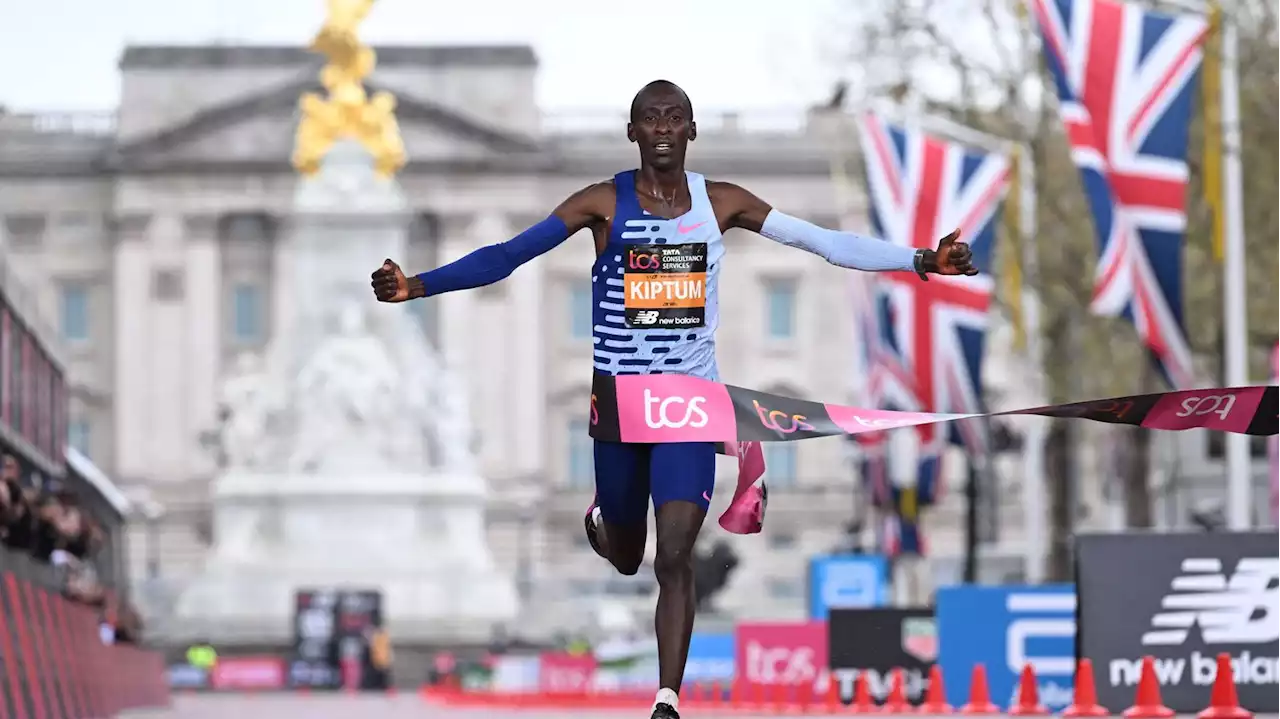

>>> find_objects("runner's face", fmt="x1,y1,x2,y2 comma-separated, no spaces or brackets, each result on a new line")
629,91,694,170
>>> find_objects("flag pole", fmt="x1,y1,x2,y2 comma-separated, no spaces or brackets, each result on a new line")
1017,142,1050,583
1219,13,1251,529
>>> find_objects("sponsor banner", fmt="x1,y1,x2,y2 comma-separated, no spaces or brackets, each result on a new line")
166,663,209,690
828,609,936,705
292,589,340,688
288,659,339,690
937,584,1076,711
734,621,828,698
210,656,286,691
491,655,541,693
685,633,735,685
537,652,597,694
593,636,658,692
590,377,1276,537
334,589,382,691
1076,531,1278,713
808,554,890,619
589,375,1278,444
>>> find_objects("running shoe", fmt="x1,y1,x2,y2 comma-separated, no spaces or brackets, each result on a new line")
650,702,680,719
583,501,605,559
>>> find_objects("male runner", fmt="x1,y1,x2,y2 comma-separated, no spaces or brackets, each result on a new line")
372,80,977,719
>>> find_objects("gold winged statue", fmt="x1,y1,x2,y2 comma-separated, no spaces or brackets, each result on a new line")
292,0,406,178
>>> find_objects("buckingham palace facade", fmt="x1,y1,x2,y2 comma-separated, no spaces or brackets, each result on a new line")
0,43,1072,630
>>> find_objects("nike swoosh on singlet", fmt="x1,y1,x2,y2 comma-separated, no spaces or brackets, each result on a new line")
678,220,707,234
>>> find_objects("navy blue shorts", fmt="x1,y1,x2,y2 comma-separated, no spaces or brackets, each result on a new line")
592,440,716,525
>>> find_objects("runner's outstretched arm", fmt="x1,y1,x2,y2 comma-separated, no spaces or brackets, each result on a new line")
708,181,977,278
371,183,614,302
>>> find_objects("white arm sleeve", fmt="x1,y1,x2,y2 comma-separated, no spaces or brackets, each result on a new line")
759,209,918,272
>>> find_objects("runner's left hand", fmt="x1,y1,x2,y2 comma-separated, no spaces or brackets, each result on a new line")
928,229,978,276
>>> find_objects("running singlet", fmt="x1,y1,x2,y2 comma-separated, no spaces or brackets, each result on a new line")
591,170,724,380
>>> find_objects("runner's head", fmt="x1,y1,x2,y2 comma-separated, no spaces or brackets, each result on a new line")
627,80,695,171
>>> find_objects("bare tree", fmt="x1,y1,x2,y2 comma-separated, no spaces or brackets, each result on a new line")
833,0,1278,576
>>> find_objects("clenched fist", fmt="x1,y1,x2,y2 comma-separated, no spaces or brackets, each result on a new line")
371,259,411,302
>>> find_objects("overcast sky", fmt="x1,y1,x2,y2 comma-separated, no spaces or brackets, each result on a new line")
2,0,849,114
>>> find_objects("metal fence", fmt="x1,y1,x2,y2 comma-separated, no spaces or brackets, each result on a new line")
0,545,169,718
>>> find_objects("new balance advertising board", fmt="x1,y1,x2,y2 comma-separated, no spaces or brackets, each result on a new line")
808,554,889,619
1076,531,1278,713
828,609,936,705
936,584,1076,712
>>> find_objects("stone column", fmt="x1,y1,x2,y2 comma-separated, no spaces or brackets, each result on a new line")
463,211,510,476
271,213,298,354
183,214,221,480
144,213,189,481
504,214,546,477
436,212,476,373
110,213,153,482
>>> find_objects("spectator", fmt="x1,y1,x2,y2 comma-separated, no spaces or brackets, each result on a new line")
1,454,39,552
0,453,19,533
0,450,143,646
365,625,393,690
0,454,112,611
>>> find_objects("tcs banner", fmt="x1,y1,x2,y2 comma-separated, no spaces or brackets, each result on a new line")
734,621,827,697
537,653,597,694
936,584,1076,712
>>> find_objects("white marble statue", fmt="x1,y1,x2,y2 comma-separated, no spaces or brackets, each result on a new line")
218,352,280,470
289,302,406,473
175,140,518,645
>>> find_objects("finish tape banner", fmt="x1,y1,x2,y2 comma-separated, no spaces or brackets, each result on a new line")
588,375,1278,443
588,375,1276,535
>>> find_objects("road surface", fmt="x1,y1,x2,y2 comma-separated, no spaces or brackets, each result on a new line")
122,693,828,717
121,695,1278,719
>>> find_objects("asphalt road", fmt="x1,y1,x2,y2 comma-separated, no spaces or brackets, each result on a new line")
121,694,822,717
120,695,1280,719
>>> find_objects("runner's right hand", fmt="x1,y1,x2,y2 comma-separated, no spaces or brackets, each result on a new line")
371,259,410,302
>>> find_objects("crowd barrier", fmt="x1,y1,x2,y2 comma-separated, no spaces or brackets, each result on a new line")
0,551,169,718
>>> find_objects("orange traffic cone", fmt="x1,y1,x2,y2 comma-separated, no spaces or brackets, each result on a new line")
917,665,954,713
825,673,843,714
880,668,912,713
798,676,815,711
753,680,768,710
1122,656,1174,719
770,681,788,712
849,673,877,714
1008,664,1050,716
959,663,1001,715
1197,653,1252,719
1063,659,1109,717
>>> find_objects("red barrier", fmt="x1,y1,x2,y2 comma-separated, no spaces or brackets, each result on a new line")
0,570,169,718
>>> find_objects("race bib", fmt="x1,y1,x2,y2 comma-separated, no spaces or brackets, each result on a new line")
623,242,707,329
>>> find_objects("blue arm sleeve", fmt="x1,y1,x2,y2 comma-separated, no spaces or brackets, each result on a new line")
759,209,918,272
417,215,572,296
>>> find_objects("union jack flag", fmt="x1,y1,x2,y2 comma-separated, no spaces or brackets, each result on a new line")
1031,0,1207,388
855,113,1010,554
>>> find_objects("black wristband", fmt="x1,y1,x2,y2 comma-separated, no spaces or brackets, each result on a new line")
913,249,930,281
